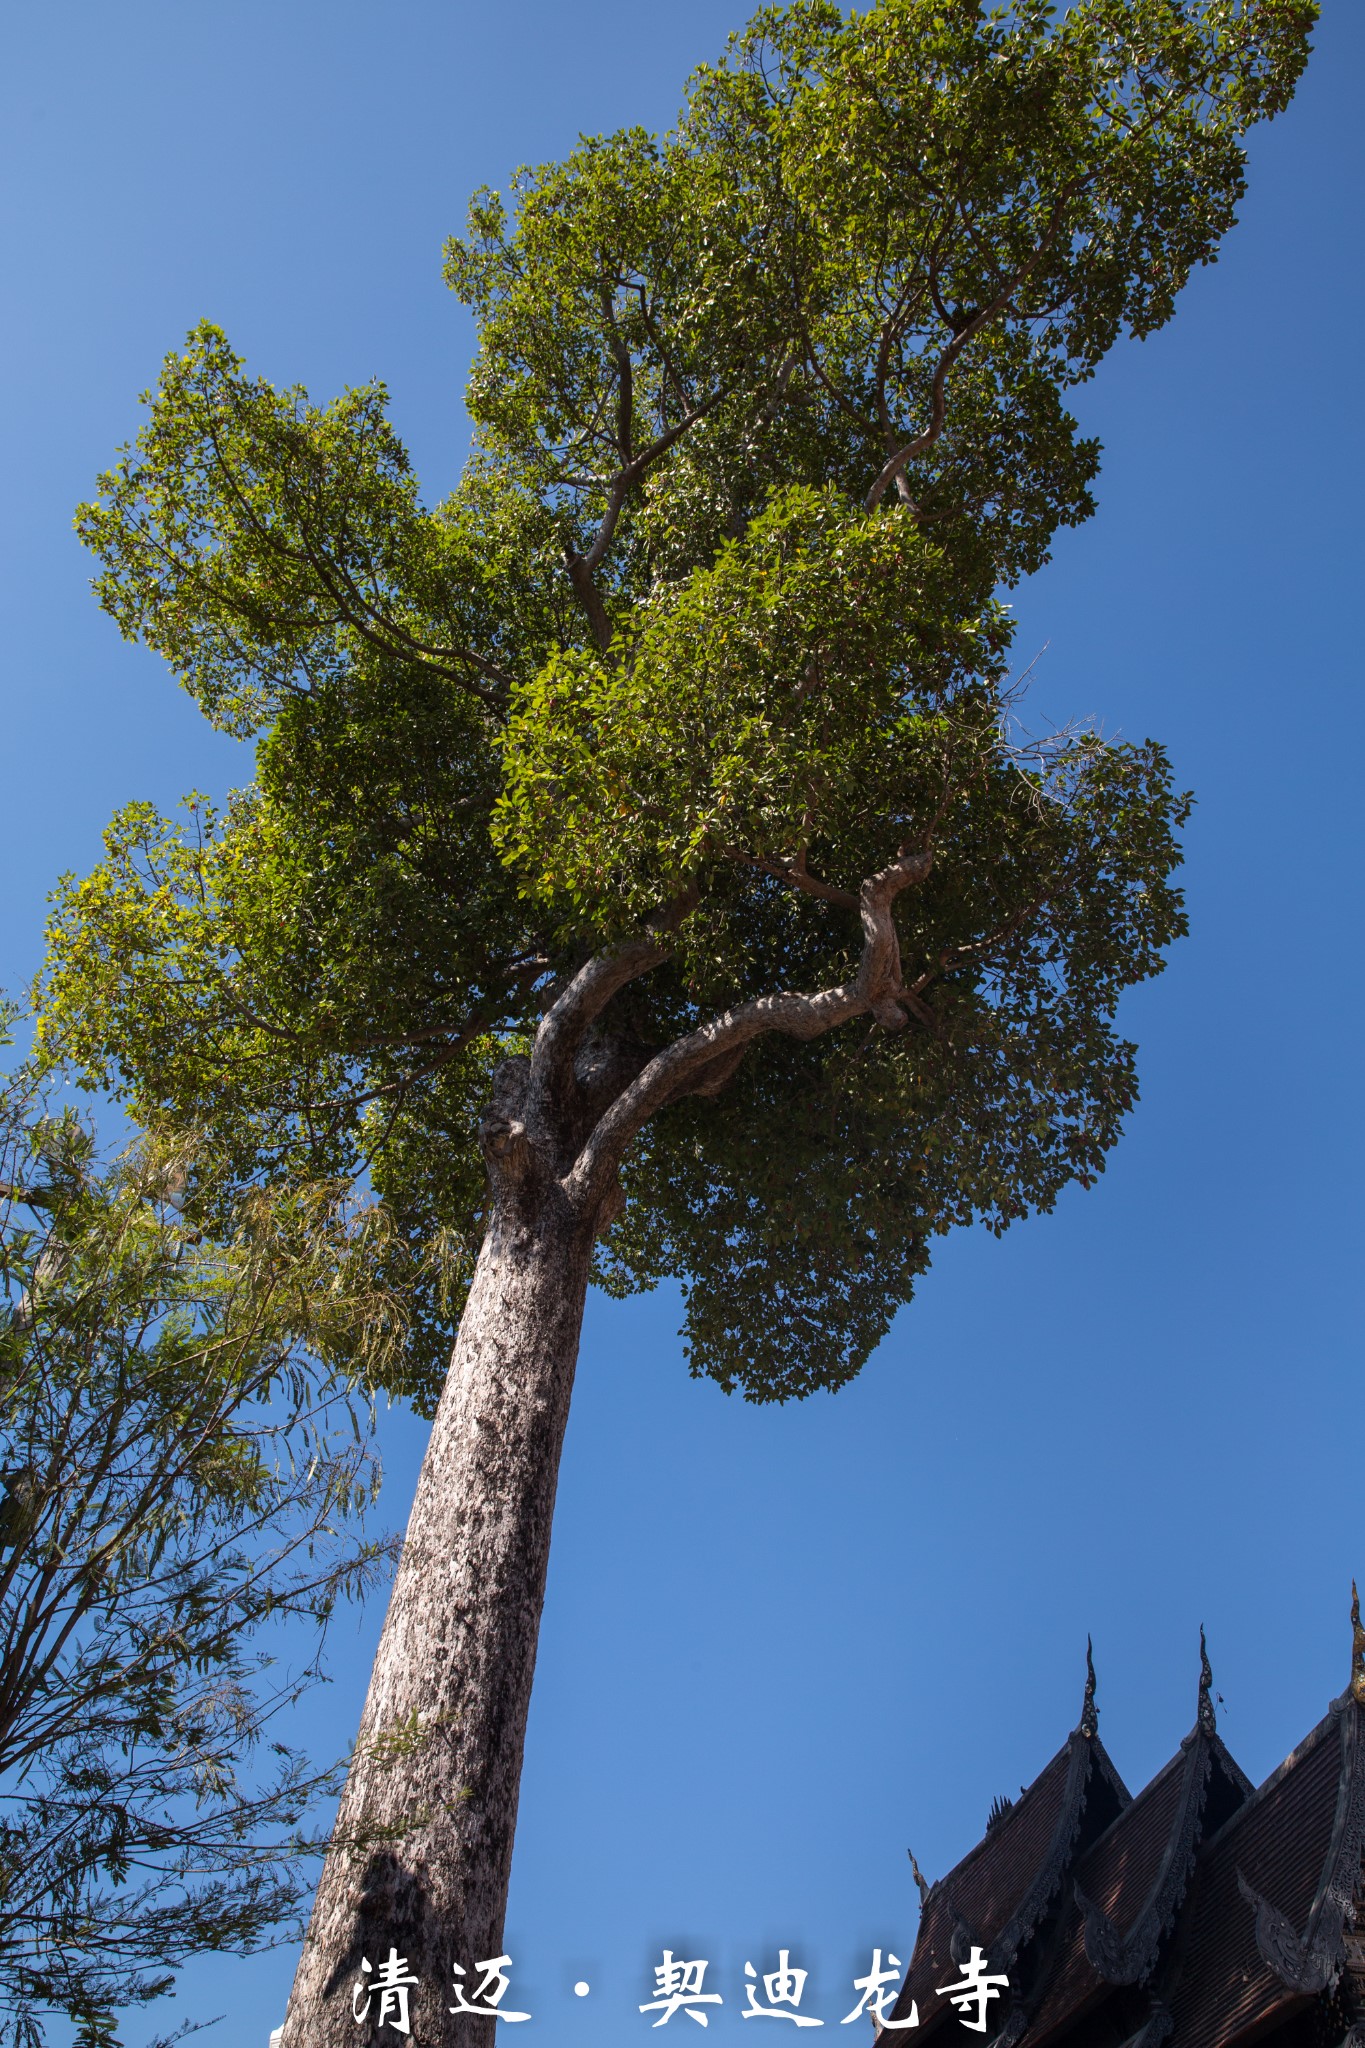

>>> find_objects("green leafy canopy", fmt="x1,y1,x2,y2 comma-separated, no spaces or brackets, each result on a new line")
39,0,1313,1404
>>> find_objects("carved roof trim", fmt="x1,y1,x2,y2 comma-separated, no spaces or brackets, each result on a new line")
1077,1729,1213,1987
1113,1999,1175,2048
1198,1697,1341,1858
989,1730,1127,1974
1080,1637,1099,1741
1197,1625,1217,1740
1223,1697,1364,1995
1234,1868,1337,1995
1305,1697,1365,1964
1209,1728,1255,1802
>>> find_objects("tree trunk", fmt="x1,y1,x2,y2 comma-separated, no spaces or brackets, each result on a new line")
280,1161,597,2047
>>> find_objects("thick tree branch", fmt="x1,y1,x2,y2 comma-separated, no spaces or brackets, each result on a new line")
527,938,671,1125
732,849,860,909
863,196,1073,513
599,283,636,469
523,890,697,1135
201,416,512,704
564,391,732,647
564,847,932,1212
563,550,615,651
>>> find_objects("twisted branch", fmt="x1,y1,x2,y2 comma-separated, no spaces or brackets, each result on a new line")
564,846,932,1211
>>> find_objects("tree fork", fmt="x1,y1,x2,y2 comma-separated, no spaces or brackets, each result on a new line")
282,849,934,2040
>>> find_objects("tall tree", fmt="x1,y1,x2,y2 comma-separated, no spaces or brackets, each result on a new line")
0,1034,406,2048
38,1,1313,2039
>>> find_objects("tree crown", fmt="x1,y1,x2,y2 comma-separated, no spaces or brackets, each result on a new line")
41,0,1313,1403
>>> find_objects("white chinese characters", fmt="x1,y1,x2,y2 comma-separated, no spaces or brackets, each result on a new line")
937,1947,1009,2033
449,1953,532,2022
640,1952,724,2027
742,1949,822,2026
351,1947,533,2032
841,1950,918,2030
351,1949,420,2037
344,1940,1008,2031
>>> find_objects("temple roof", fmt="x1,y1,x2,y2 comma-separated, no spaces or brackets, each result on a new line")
1166,1697,1363,2048
892,1657,1129,2039
1018,1726,1251,2045
893,1612,1365,2048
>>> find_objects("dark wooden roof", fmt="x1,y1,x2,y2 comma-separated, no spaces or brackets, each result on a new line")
892,1715,1128,2040
893,1643,1365,2048
1165,1698,1364,2048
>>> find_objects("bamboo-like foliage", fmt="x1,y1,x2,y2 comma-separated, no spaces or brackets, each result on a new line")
0,1027,416,2047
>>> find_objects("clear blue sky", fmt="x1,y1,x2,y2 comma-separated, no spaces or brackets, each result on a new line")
2,4,1362,2043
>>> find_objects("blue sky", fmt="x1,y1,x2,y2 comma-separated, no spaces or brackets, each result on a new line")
2,3,1362,2043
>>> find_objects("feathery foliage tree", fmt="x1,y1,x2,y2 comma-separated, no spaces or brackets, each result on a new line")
37,1,1313,2039
0,1032,410,2048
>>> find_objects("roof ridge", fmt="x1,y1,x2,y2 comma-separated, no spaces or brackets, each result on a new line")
990,1732,1116,1974
1197,1696,1345,1859
1073,1729,1214,1988
923,1739,1076,1894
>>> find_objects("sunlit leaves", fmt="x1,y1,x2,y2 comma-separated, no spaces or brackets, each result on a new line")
48,0,1313,1401
75,327,553,736
595,732,1190,1398
496,487,1005,929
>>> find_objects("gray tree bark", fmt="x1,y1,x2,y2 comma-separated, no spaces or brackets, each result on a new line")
280,854,927,2044
280,1088,599,2047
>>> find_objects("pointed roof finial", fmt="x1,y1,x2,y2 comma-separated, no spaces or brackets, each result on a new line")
908,1847,931,1910
1197,1624,1217,1736
1080,1635,1099,1738
1351,1582,1365,1705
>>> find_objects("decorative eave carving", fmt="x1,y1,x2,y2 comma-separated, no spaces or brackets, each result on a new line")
1235,1869,1339,1995
1076,1635,1230,1989
946,1903,986,1967
1306,1692,1365,1971
1197,1623,1217,1739
1077,1892,1163,1987
1115,1999,1176,2048
1236,1648,1365,1997
1080,1636,1099,1741
988,1722,1127,1976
